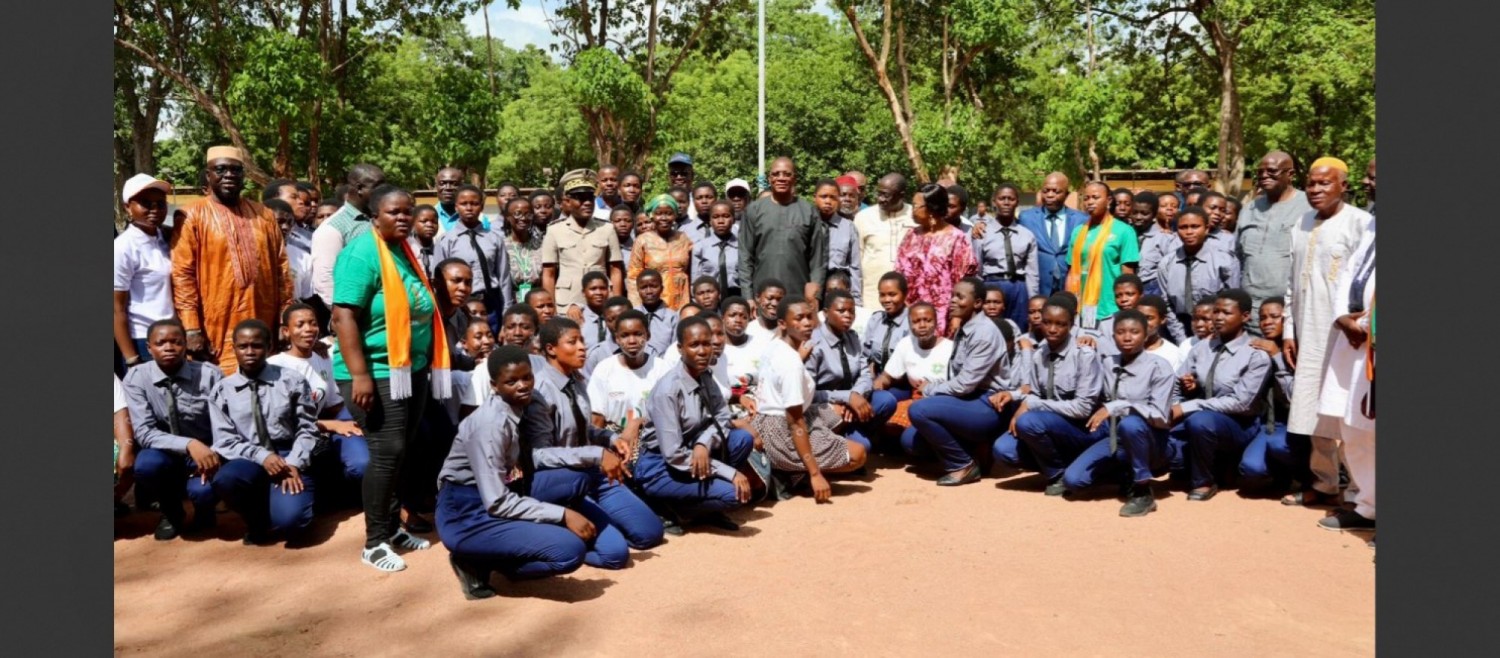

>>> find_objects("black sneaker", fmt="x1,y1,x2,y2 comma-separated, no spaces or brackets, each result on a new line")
242,528,275,546
1044,478,1068,496
692,512,741,531
449,554,497,600
153,516,180,541
1119,485,1157,518
1317,509,1375,532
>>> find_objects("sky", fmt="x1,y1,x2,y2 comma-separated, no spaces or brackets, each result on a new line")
460,0,843,52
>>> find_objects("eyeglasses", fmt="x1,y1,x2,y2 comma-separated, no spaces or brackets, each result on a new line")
565,191,595,202
210,164,245,175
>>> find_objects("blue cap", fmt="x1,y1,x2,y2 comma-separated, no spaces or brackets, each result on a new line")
668,153,693,166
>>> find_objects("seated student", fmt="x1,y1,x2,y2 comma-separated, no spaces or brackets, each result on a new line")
982,284,1023,337
1237,296,1307,490
1180,300,1216,350
1168,289,1271,501
656,310,733,399
819,269,873,332
122,319,223,540
905,278,1024,486
1053,310,1178,516
209,320,323,544
806,290,898,452
1160,206,1240,328
586,310,668,432
498,303,541,352
1079,275,1189,356
1023,294,1049,347
521,318,665,566
524,287,558,325
690,276,723,314
751,296,868,502
678,302,705,319
268,303,367,488
460,320,497,366
1136,295,1185,371
689,201,742,298
465,298,489,322
720,297,769,404
1004,294,1106,496
873,302,953,403
635,269,679,357
115,374,135,516
568,271,613,351
636,317,756,530
433,258,478,372
746,278,787,342
436,347,595,600
862,272,911,378
582,296,636,378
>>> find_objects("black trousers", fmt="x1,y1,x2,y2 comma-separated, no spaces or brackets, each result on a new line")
339,370,429,549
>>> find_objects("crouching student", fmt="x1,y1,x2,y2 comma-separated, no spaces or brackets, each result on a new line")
521,318,664,568
122,319,223,540
499,304,541,352
586,310,668,431
806,290,897,452
1136,295,1185,370
582,296,635,378
862,272,911,385
873,302,953,404
209,320,323,545
636,318,756,530
1237,296,1307,491
1004,294,1105,496
752,296,868,503
1054,310,1178,516
1079,275,1187,356
437,347,595,600
1168,289,1271,501
691,276,723,314
906,278,1025,486
268,304,366,496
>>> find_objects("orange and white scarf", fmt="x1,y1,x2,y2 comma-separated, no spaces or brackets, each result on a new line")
1065,216,1115,326
370,231,450,400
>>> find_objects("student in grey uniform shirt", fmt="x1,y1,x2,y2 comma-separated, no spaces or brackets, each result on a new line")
806,291,898,452
574,271,613,351
635,318,755,528
434,184,515,331
123,319,224,540
690,201,743,298
1198,192,1238,256
208,320,324,545
814,179,865,306
862,272,911,389
1237,296,1308,488
1054,310,1179,516
906,278,1027,486
1081,276,1189,357
634,270,679,357
1159,207,1241,326
971,183,1039,330
1004,294,1105,496
521,318,664,568
436,347,595,600
581,297,633,378
1168,289,1272,501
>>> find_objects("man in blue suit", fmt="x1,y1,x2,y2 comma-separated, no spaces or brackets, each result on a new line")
1018,172,1089,297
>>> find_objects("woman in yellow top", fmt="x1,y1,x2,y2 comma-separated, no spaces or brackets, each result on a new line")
628,194,695,310
1065,181,1140,330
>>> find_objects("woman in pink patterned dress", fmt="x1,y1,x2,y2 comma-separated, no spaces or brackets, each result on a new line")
896,183,978,335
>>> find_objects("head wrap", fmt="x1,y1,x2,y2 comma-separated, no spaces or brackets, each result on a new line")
644,194,679,214
204,145,244,164
835,175,858,188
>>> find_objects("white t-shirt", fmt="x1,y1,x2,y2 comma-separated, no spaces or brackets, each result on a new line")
587,354,669,426
1180,336,1204,351
113,225,175,339
756,339,814,417
724,333,772,386
268,352,344,411
1146,339,1184,371
467,366,493,408
114,375,127,414
745,321,778,343
883,336,954,385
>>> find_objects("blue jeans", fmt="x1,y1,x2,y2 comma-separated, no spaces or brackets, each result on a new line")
841,390,899,451
1174,410,1259,489
1013,410,1100,481
133,448,217,523
1060,416,1171,490
991,432,1038,471
211,455,318,535
907,393,1016,472
1238,422,1311,482
636,429,753,514
436,484,586,580
984,277,1030,331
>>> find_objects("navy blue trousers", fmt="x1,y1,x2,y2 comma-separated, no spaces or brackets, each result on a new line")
906,393,1016,472
1012,410,1101,481
636,429,753,514
436,484,587,580
211,455,318,535
133,449,217,523
1060,416,1171,490
1173,410,1259,489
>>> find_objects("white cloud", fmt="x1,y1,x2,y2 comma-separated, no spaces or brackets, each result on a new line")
461,0,561,53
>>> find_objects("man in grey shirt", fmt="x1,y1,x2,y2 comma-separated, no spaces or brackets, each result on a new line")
1236,150,1312,331
737,156,827,303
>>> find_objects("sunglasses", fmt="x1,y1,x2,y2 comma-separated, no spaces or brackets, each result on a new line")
210,164,245,175
565,191,595,202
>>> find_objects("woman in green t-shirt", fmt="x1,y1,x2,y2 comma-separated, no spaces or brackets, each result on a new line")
331,184,439,572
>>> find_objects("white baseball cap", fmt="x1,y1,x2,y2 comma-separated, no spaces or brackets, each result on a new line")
122,173,172,204
725,178,751,194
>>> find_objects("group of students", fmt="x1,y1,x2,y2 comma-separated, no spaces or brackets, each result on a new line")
114,149,1375,601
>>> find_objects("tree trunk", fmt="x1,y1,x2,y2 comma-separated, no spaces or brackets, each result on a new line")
307,98,322,185
1216,46,1244,198
841,2,928,183
483,2,497,95
275,119,292,178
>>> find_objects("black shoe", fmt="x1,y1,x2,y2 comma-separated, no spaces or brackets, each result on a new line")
1187,485,1219,501
403,512,435,534
937,462,981,487
114,501,131,519
449,554,497,600
1119,485,1157,517
1044,477,1068,496
242,528,274,546
154,516,180,541
1317,509,1375,532
184,509,218,534
692,512,741,531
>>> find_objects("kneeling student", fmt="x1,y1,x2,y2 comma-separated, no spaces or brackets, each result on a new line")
586,309,668,431
209,320,323,545
1005,294,1105,496
437,347,597,599
806,290,897,452
636,318,755,530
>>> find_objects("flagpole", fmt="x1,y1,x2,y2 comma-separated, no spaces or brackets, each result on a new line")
757,0,766,177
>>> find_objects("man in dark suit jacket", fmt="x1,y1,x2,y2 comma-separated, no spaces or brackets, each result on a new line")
1018,172,1089,297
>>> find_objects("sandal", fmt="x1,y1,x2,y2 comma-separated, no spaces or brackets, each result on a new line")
1281,489,1340,507
362,543,407,572
391,529,432,551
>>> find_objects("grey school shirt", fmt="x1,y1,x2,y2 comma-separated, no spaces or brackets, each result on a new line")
123,360,222,452
972,218,1041,296
209,365,321,470
1175,331,1272,418
1099,352,1179,428
923,313,1021,399
862,307,911,370
641,363,738,482
805,325,874,404
521,356,618,469
1159,245,1242,317
736,195,828,294
433,223,515,307
1018,334,1104,419
439,395,567,524
1236,189,1312,304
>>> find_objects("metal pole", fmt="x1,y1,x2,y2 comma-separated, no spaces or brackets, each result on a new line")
757,0,766,178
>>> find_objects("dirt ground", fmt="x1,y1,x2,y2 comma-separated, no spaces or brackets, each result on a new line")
114,456,1374,657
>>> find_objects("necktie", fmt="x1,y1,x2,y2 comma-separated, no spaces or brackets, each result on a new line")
595,314,606,343
1051,214,1063,250
1263,382,1277,435
837,335,853,389
163,380,182,437
1182,255,1196,314
948,328,966,379
1109,365,1125,453
1046,352,1061,400
249,380,272,449
717,241,730,292
561,380,589,444
421,246,433,278
695,373,727,456
879,317,899,368
1203,343,1227,396
468,230,495,294
1002,227,1017,276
